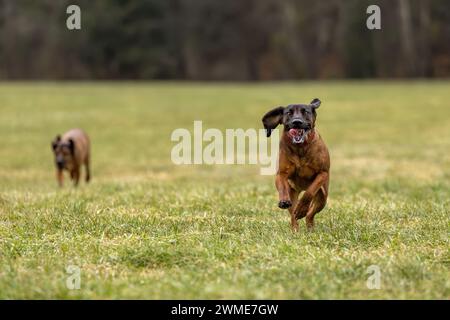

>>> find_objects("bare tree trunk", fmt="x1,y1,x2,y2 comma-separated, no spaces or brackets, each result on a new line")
418,0,432,77
1,0,16,78
179,0,202,80
398,0,416,76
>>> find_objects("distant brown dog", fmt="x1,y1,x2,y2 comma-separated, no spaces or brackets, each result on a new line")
262,98,330,231
51,129,91,187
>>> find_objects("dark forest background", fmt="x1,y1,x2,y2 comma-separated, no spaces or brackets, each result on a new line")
0,0,449,80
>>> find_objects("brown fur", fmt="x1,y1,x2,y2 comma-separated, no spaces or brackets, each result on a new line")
51,129,91,187
262,99,330,232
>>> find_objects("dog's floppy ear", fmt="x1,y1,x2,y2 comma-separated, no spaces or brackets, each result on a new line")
51,135,61,151
310,98,321,109
68,138,75,155
262,106,284,137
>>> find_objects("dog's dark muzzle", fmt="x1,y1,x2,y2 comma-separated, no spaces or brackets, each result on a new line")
56,160,64,169
290,119,310,130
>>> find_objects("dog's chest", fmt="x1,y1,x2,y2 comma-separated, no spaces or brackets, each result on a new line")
289,153,316,178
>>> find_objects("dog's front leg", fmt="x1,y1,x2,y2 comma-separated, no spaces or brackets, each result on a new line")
56,169,63,187
73,168,80,187
276,150,295,209
276,171,292,208
70,168,80,187
288,188,300,232
294,171,328,221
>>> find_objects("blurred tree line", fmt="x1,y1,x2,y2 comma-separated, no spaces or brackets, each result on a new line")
0,0,448,80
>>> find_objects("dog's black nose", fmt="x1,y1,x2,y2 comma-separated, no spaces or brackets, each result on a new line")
292,119,304,128
56,160,64,169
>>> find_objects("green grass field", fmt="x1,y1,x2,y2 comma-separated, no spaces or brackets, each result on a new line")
0,81,449,299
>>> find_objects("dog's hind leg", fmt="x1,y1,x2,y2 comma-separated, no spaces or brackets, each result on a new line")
288,188,300,232
85,155,91,183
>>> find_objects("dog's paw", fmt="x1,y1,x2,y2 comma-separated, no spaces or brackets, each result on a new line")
278,200,292,209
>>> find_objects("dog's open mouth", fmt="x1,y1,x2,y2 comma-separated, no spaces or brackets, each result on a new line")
288,128,310,144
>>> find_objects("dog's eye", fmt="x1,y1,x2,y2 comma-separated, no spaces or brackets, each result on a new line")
287,110,293,115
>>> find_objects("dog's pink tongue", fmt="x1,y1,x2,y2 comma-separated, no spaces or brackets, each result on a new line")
289,128,299,137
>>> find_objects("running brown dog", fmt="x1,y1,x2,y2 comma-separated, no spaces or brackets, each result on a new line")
51,129,91,187
262,98,330,231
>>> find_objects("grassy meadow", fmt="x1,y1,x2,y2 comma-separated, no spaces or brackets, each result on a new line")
0,81,449,299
